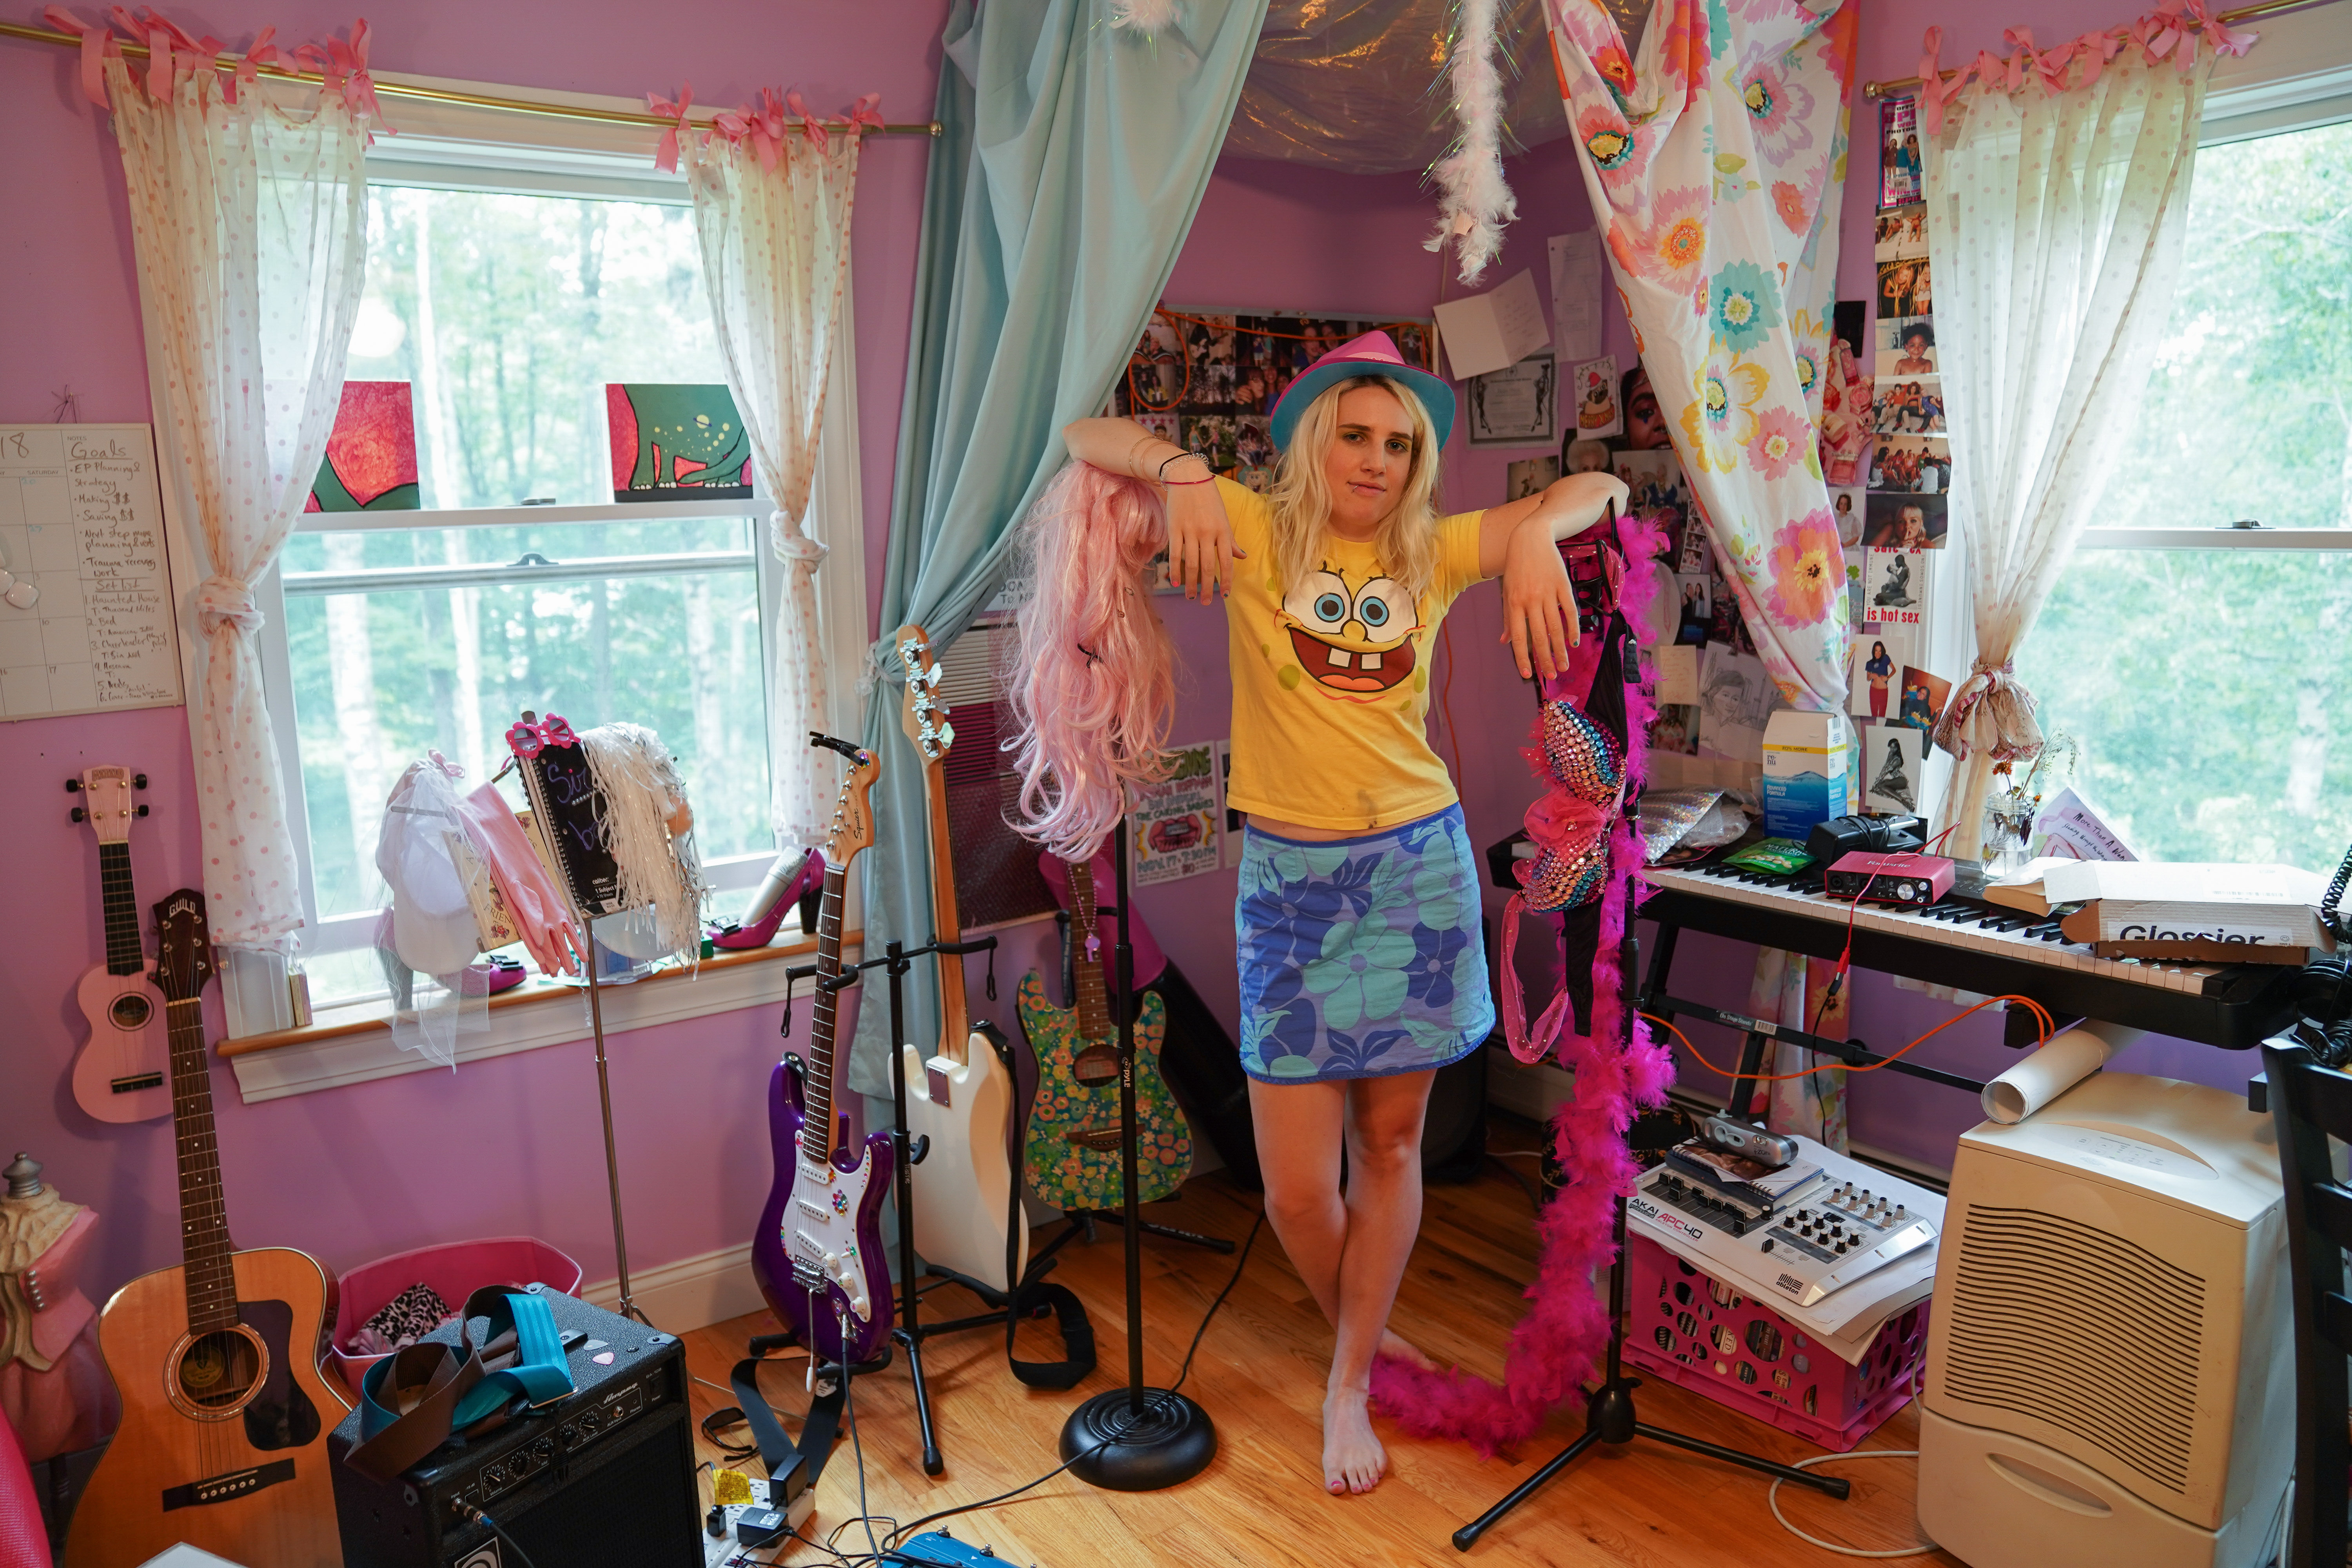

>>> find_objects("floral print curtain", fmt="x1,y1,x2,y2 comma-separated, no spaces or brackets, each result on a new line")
1543,0,1857,711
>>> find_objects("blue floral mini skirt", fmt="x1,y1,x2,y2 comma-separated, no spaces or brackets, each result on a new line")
1235,804,1494,1084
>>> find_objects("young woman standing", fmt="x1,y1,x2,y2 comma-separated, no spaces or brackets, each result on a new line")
1063,333,1626,1497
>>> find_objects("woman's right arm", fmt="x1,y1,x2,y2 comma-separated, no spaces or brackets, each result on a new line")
1062,417,1244,602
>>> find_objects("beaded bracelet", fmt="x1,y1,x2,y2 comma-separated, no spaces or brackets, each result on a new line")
1156,448,1214,482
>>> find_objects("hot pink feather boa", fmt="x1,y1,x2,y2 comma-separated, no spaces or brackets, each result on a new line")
1370,512,1679,1455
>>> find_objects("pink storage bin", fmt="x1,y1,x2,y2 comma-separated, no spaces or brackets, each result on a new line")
1622,1232,1929,1453
330,1237,582,1388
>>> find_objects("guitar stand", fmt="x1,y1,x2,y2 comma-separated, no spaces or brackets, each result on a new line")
1449,929,1851,1550
795,936,1062,1477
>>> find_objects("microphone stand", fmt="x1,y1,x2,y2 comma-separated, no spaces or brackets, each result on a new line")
1059,816,1217,1490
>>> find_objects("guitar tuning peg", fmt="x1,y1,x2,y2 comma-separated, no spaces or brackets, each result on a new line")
134,774,147,789
924,662,943,687
70,807,84,823
64,778,80,793
136,804,149,818
935,722,955,750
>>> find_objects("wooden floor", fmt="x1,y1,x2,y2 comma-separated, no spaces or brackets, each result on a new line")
683,1152,1961,1567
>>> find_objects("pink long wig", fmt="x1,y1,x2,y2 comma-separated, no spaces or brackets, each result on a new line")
1371,512,1679,1455
1003,461,1176,863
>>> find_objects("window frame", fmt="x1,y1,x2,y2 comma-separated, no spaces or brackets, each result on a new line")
156,68,873,1053
2074,10,2352,555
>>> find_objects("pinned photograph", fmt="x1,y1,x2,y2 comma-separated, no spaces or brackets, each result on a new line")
1875,205,1928,262
1613,447,1689,553
1235,416,1276,470
1564,439,1613,475
1505,455,1561,502
1848,623,1916,721
1831,486,1866,546
1674,574,1712,646
1877,256,1931,321
1877,317,1937,377
1869,436,1951,495
1879,96,1922,210
1182,413,1240,475
1898,665,1953,734
1569,354,1622,439
1864,723,1924,814
1651,703,1700,755
1865,547,1933,621
1677,512,1714,573
1864,492,1948,548
1466,351,1560,447
1872,378,1945,436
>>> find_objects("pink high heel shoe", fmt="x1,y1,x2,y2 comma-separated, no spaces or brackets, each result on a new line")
709,848,826,950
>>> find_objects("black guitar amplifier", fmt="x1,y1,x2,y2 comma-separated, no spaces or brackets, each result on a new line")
328,1287,701,1568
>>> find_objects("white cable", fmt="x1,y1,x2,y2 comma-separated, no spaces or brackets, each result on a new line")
1766,1449,1940,1559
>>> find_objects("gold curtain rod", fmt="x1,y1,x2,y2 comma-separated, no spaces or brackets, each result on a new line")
0,19,942,135
1860,0,2334,99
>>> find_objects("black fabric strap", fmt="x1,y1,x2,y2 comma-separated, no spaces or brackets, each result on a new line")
712,1336,845,1513
997,1021,1095,1390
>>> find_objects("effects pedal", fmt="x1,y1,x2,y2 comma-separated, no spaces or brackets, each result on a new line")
1824,850,1955,907
895,1529,1040,1566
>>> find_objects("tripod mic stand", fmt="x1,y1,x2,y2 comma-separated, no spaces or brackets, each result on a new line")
1060,817,1218,1490
1450,929,1850,1551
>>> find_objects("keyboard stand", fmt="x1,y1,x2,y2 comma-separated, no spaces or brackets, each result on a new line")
1637,919,1990,1119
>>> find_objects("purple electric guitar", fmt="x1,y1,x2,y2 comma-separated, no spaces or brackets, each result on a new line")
751,739,894,1366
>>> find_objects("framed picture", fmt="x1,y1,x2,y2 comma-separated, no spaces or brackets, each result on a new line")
1466,352,1559,447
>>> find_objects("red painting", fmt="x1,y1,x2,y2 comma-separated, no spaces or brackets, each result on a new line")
308,382,420,511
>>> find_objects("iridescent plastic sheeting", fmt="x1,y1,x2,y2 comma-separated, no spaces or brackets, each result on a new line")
1224,0,1579,175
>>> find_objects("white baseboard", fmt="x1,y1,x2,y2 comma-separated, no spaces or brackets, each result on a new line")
582,1241,768,1334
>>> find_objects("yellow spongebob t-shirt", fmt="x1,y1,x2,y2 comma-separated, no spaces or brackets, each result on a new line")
1216,475,1487,833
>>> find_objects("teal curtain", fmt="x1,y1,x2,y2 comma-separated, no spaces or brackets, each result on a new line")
848,0,1270,1093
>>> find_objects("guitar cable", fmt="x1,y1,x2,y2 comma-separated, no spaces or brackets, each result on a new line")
771,1203,1269,1567
457,1503,541,1568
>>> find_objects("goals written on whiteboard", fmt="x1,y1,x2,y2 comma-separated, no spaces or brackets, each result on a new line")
0,423,183,720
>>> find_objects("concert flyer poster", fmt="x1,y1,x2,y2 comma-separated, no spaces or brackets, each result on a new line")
1130,740,1222,887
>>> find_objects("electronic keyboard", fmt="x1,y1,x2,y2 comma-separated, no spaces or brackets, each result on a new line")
1642,857,2298,1049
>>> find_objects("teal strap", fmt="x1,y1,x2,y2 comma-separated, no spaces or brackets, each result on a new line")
449,1291,573,1427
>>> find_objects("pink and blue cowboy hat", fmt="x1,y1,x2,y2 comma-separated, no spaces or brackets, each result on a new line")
1269,330,1455,453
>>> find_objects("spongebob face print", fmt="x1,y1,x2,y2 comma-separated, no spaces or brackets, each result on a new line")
1279,563,1424,701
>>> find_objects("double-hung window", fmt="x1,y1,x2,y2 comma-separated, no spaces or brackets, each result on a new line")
231,88,868,1039
2017,17,2352,872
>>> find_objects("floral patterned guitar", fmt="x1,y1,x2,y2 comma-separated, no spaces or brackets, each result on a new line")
1016,857,1191,1212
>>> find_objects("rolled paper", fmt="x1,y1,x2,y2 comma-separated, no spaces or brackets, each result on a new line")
1982,1020,2145,1124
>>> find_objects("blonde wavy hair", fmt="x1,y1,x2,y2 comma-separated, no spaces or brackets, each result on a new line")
1266,375,1445,609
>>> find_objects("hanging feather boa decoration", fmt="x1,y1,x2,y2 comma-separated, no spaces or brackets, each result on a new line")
1370,512,1679,1455
579,722,710,962
1427,0,1519,285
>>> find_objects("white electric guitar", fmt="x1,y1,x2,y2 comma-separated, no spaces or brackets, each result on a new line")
894,625,1029,1295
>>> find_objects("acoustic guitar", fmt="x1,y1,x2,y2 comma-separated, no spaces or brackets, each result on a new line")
1016,858,1192,1212
66,889,348,1568
750,738,895,1367
892,624,1028,1294
68,764,171,1123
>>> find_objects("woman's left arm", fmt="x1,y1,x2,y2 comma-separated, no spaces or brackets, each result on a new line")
1479,471,1630,681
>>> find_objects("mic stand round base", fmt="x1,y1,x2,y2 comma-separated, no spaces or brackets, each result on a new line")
1059,1385,1216,1492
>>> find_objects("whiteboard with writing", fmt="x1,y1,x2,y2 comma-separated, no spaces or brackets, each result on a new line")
0,424,184,720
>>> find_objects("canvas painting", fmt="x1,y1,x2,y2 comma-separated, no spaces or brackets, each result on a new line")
607,384,754,501
308,381,420,512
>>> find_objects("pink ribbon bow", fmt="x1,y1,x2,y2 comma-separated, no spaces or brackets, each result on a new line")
844,91,883,134
505,713,578,759
784,89,830,149
42,5,118,108
231,25,284,102
646,84,693,172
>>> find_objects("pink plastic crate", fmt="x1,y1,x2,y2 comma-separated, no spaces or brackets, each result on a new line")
1622,1232,1928,1453
330,1237,582,1387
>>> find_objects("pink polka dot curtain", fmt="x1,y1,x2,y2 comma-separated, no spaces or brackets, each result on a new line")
1541,0,1858,713
105,51,373,946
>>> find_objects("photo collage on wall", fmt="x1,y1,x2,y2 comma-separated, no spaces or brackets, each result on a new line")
1847,96,1952,778
1116,309,1433,590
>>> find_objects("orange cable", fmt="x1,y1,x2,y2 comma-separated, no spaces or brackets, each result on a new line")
1642,993,2055,1085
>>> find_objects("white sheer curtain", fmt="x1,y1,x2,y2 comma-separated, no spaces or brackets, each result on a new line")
1922,40,2217,853
109,54,372,947
679,109,865,847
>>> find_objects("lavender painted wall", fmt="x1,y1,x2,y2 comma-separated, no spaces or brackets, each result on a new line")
0,0,2249,1313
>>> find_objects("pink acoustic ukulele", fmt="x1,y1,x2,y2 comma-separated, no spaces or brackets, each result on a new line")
68,764,171,1123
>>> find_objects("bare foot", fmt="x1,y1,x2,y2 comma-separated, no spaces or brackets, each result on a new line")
1322,1387,1388,1495
1377,1330,1437,1370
